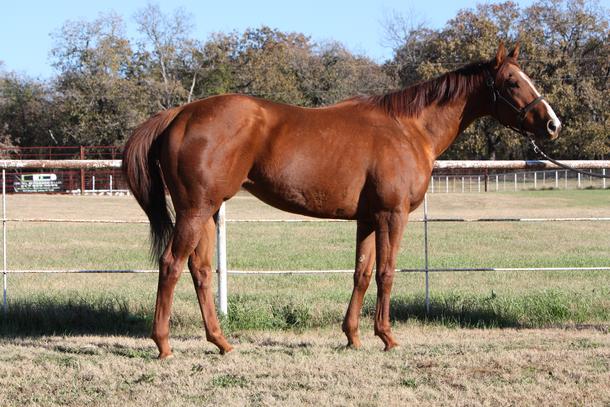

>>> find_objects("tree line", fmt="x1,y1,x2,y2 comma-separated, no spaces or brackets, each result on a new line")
0,0,607,159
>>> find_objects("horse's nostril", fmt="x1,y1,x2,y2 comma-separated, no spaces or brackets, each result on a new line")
547,120,560,134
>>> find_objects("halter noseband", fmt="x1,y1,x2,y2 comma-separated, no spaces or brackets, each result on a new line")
484,70,545,136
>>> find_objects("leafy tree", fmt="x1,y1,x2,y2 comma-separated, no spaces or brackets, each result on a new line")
50,13,147,145
384,0,608,159
0,73,59,147
301,42,394,106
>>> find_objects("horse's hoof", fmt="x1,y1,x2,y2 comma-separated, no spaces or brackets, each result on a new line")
383,343,400,352
158,352,174,360
219,345,234,355
346,339,362,350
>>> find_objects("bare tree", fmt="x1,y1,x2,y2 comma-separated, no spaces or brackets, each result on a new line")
134,3,196,108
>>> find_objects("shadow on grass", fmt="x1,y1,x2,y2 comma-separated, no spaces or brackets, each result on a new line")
363,295,523,328
0,298,151,337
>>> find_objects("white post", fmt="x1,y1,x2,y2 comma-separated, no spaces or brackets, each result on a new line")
543,171,546,186
431,176,435,193
109,174,113,194
555,171,559,189
534,172,537,189
578,173,581,189
92,175,96,192
495,175,499,192
2,170,6,315
423,193,430,314
445,176,449,193
514,173,517,191
477,176,481,193
216,202,228,316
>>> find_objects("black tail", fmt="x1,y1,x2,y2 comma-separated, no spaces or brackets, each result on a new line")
122,107,184,259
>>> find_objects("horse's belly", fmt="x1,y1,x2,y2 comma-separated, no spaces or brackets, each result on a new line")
241,177,362,220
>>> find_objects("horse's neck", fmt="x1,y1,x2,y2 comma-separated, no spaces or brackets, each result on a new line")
410,83,490,160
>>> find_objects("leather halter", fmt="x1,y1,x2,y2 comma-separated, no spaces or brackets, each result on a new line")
484,70,545,136
483,70,609,179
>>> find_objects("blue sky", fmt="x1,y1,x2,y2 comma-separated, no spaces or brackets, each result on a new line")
1,0,604,79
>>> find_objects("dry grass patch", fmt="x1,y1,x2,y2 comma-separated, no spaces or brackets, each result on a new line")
0,325,608,406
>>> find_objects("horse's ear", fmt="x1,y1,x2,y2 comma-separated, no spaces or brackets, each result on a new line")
508,42,520,60
495,42,507,68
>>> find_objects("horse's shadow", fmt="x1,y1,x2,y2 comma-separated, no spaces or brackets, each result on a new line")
0,300,151,337
2,294,522,338
363,296,521,328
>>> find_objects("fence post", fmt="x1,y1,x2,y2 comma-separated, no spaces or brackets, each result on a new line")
604,169,607,189
216,202,228,316
109,175,113,194
2,170,6,315
423,193,430,314
534,172,537,189
80,146,85,194
555,171,559,189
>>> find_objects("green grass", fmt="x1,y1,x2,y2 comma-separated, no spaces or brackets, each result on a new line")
0,190,608,336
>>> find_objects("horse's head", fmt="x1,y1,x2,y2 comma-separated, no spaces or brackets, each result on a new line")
487,42,561,141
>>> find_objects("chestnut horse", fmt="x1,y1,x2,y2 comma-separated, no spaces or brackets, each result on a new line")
123,42,561,358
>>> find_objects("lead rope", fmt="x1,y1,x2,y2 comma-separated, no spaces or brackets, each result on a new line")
528,138,610,179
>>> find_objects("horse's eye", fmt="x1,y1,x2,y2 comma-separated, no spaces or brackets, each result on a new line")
507,80,519,88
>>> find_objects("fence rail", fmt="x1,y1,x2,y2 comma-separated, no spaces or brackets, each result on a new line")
1,159,609,316
1,159,610,170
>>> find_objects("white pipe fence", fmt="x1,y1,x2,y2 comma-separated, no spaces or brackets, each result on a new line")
1,159,609,317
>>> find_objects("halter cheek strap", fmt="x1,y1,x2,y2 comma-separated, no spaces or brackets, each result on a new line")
484,70,545,135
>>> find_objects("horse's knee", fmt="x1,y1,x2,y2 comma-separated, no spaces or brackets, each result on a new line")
375,268,394,286
190,264,213,290
159,254,182,285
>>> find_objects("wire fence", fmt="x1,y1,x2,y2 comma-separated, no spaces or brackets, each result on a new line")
1,159,609,315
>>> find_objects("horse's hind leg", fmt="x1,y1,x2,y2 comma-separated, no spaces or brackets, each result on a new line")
373,210,407,351
151,208,209,359
188,217,233,354
342,220,375,348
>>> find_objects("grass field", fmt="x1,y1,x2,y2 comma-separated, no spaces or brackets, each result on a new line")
0,190,609,406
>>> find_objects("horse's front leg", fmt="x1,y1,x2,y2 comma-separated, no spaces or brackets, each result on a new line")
342,220,376,348
373,209,408,351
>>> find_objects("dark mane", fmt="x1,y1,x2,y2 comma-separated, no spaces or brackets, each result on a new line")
362,60,492,118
